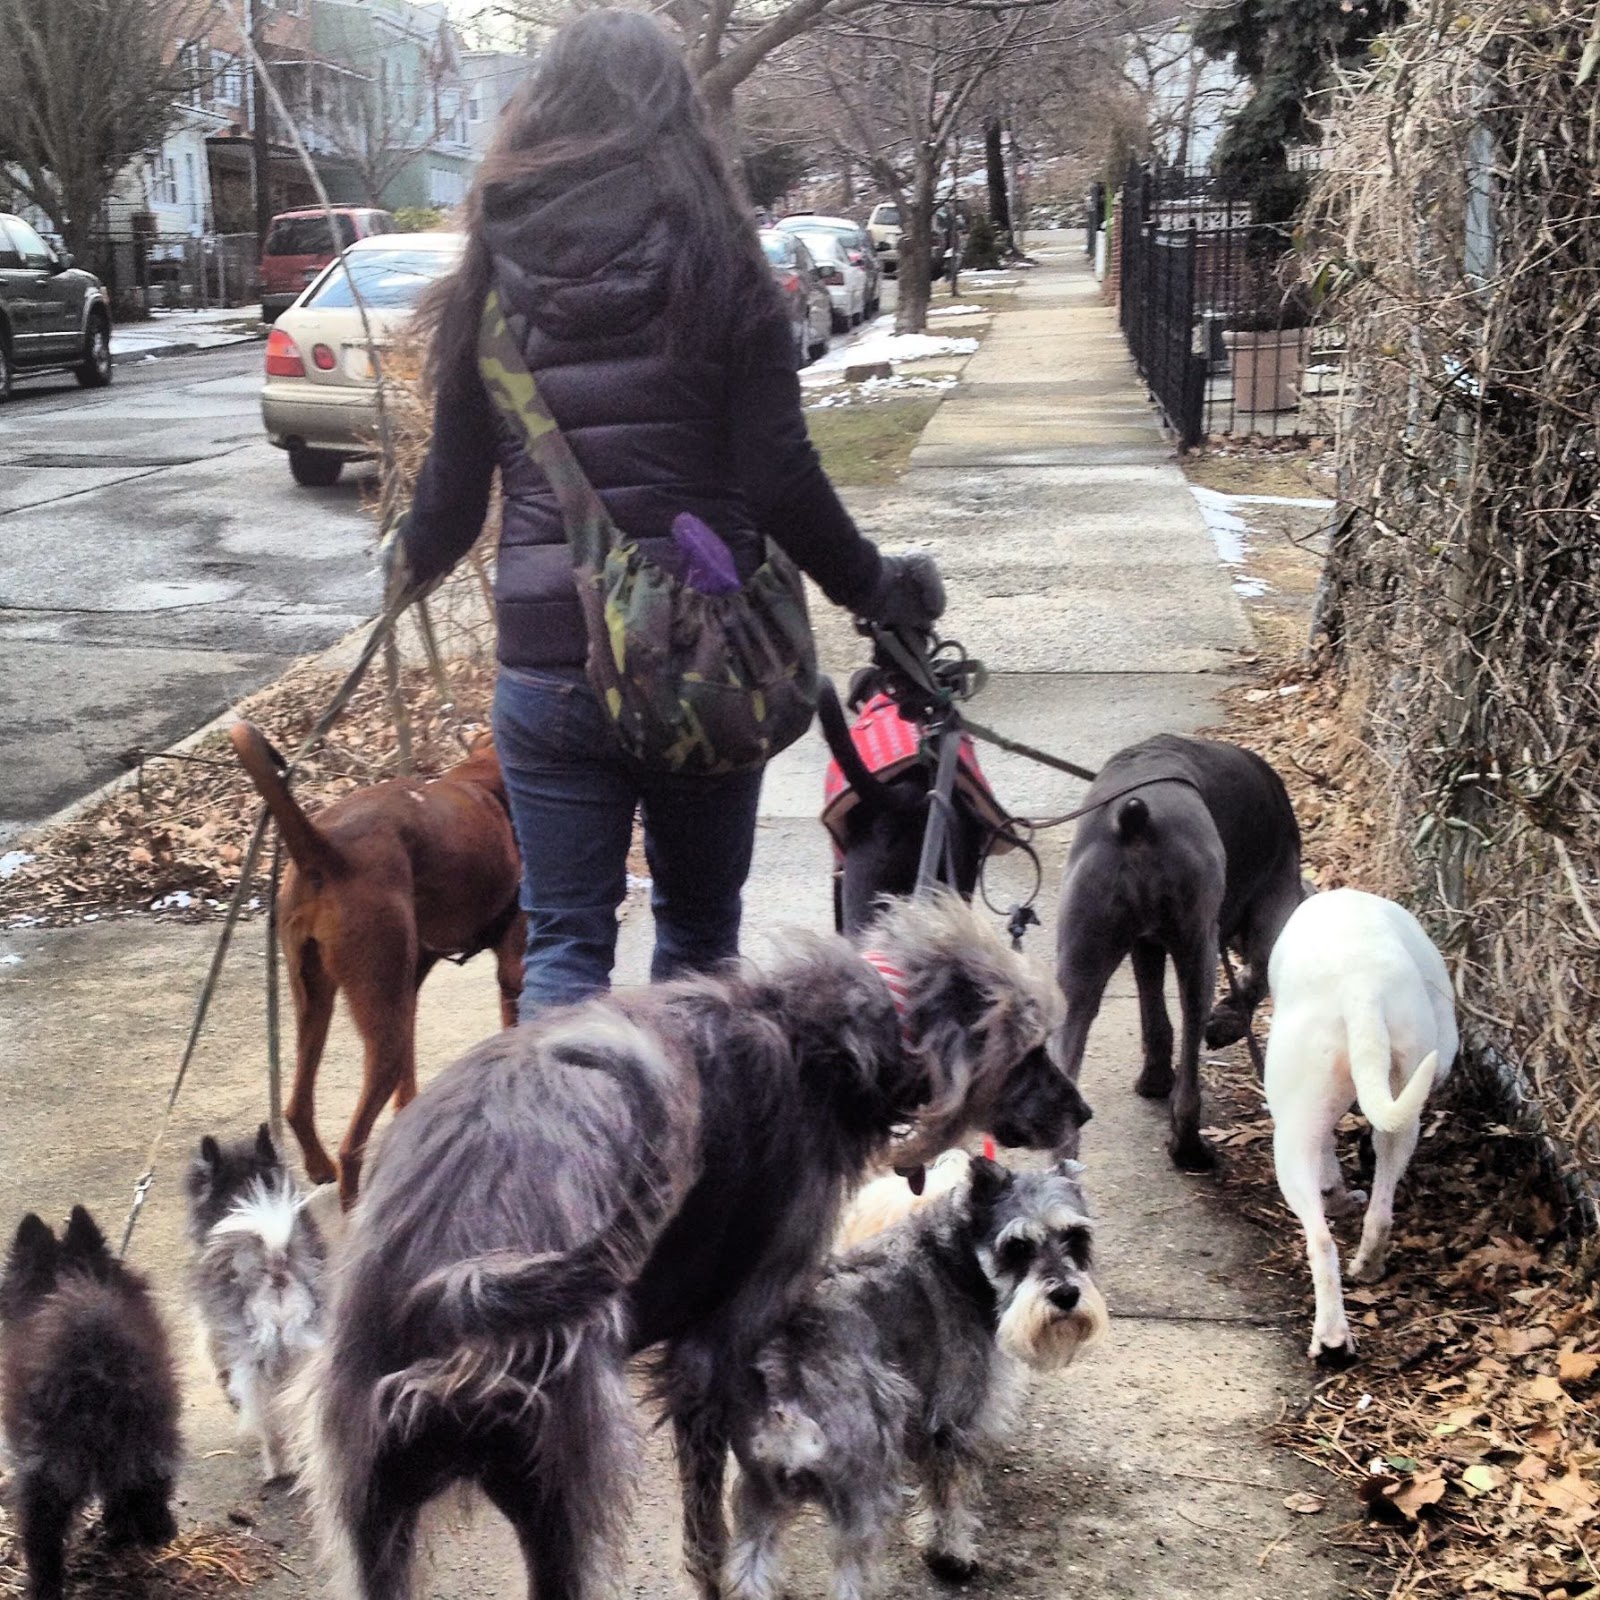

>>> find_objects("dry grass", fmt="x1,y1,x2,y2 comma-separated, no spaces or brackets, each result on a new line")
1210,637,1600,1599
1304,0,1600,1218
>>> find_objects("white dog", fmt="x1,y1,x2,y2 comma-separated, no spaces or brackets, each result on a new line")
1265,888,1457,1364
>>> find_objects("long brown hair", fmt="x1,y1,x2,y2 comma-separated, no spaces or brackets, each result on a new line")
424,9,769,383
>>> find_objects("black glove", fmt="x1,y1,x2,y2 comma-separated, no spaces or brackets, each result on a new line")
867,552,946,632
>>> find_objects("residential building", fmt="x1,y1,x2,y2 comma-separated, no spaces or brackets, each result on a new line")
307,0,475,211
461,49,532,159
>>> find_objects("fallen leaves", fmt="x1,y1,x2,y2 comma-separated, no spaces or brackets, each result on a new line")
1205,641,1600,1597
1557,1347,1600,1385
1282,1490,1326,1514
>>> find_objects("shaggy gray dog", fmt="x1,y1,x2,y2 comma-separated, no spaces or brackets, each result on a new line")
304,895,1090,1600
187,1124,326,1483
726,1155,1106,1600
1,1207,181,1600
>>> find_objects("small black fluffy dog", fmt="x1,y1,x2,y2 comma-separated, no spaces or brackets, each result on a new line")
306,895,1090,1600
727,1155,1106,1600
1,1207,181,1600
818,674,1003,935
1054,733,1304,1171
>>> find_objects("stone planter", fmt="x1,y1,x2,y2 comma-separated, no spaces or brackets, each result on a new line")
1222,327,1309,413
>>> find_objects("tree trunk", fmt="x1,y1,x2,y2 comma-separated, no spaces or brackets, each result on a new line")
840,151,854,208
1174,52,1202,171
895,154,938,334
984,117,1011,238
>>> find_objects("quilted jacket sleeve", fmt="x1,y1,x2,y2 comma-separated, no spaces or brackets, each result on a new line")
726,299,885,614
400,341,499,587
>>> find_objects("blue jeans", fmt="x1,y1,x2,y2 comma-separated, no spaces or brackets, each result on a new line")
492,665,764,1013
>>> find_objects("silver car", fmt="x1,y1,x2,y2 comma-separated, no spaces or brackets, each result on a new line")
777,213,882,318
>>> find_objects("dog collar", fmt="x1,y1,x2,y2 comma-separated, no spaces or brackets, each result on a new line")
860,949,914,1052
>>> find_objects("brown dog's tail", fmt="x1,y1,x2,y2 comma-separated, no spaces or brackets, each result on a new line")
229,721,343,881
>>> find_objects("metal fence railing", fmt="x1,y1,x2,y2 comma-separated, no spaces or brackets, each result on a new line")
1113,160,1341,446
82,233,259,315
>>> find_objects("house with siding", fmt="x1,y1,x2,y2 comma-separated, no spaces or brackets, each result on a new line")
306,0,475,210
461,49,534,160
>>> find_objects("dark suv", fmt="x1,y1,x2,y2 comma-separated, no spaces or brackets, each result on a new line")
0,213,113,399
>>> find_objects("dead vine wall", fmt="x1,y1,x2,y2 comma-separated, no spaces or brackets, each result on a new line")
1309,0,1600,1228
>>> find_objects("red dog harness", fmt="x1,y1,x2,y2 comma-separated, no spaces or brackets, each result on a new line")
860,947,913,1050
822,694,1014,855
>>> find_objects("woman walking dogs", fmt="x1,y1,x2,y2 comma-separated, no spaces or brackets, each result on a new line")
394,9,943,1010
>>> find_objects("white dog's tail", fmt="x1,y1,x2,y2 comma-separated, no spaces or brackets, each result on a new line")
1346,995,1439,1134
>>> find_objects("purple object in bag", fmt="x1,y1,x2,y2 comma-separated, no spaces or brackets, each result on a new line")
671,512,742,595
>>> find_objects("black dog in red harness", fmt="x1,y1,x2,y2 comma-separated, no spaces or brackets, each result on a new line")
819,672,1014,935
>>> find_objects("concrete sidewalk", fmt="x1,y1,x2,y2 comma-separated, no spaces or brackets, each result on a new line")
111,305,263,362
0,244,1365,1598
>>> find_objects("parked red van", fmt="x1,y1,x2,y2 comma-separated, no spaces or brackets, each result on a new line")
259,207,396,322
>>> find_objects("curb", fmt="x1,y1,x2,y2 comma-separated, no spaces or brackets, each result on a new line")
0,613,377,854
111,330,265,366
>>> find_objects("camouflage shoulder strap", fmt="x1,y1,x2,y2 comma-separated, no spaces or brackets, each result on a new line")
478,288,613,573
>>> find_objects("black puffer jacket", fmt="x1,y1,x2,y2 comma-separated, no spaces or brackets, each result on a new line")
402,161,885,670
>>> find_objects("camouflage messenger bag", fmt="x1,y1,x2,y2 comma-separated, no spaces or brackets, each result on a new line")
479,290,819,776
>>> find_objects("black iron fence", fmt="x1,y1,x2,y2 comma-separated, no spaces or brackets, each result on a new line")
82,232,258,316
1116,160,1339,446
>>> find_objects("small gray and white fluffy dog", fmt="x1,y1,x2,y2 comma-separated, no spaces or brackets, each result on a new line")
186,1123,326,1483
304,894,1091,1600
727,1154,1107,1600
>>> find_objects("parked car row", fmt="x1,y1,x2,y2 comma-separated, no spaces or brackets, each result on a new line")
774,214,882,322
866,202,952,280
263,206,911,485
761,229,832,367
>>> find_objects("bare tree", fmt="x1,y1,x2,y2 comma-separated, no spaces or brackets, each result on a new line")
0,0,210,259
316,70,461,209
301,11,469,210
812,6,1054,332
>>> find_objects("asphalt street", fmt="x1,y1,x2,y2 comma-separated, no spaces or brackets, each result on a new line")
0,343,379,842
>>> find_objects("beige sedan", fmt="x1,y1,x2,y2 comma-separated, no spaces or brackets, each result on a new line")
261,231,462,486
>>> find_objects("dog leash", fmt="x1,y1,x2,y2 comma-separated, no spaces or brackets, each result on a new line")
118,580,426,1258
860,625,1272,1090
1218,948,1268,1082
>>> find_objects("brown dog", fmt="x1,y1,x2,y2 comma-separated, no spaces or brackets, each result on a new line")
230,722,524,1206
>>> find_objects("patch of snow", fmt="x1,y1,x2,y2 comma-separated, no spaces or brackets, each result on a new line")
806,374,958,409
804,328,978,380
150,889,195,911
0,850,34,880
1224,493,1335,510
929,304,986,317
0,953,22,966
1188,485,1250,566
1233,576,1272,598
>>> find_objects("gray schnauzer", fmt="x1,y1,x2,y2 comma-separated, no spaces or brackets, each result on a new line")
303,894,1091,1600
726,1155,1106,1600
